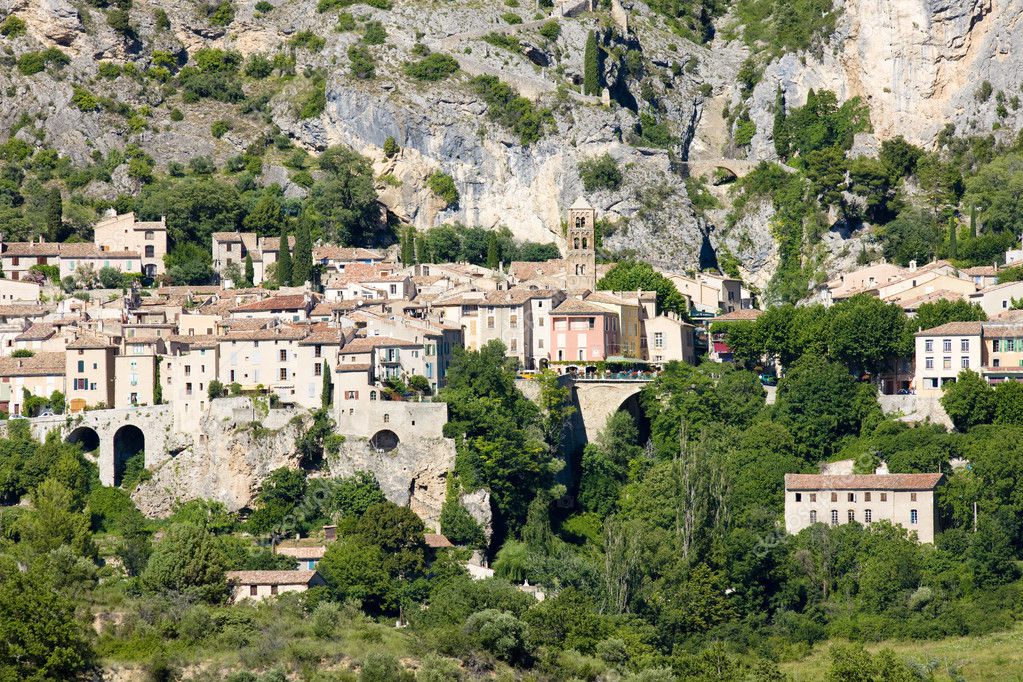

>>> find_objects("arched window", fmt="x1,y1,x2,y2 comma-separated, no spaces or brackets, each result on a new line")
573,237,580,249
582,237,588,249
370,391,377,400
383,413,390,423
575,216,585,229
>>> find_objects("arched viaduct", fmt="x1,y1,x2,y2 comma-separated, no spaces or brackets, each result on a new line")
517,376,650,446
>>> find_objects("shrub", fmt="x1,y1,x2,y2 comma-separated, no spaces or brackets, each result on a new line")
976,80,993,103
428,171,459,207
538,20,560,41
71,87,99,112
0,14,27,37
468,75,553,145
501,12,522,24
254,0,273,11
298,78,326,119
336,11,355,30
211,120,231,138
348,45,375,79
16,48,69,76
154,8,170,29
362,20,386,45
482,32,520,52
204,0,235,26
169,108,184,121
289,30,325,51
107,8,131,34
403,53,459,81
577,154,622,192
98,62,122,79
244,54,273,78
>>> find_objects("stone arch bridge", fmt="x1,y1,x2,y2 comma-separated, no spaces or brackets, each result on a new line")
518,376,650,446
20,405,174,487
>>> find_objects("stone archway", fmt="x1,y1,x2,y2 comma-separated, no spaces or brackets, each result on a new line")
370,429,400,452
614,392,650,446
113,424,145,487
66,426,100,454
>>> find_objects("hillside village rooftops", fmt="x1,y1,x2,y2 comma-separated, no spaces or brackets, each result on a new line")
0,305,48,318
314,246,385,261
298,330,344,346
785,473,944,491
67,331,116,349
167,334,220,349
914,321,984,337
714,309,762,322
275,546,327,559
980,323,1023,338
336,363,372,372
341,336,422,353
962,265,1000,277
509,259,566,281
0,352,66,377
15,323,56,341
223,328,310,342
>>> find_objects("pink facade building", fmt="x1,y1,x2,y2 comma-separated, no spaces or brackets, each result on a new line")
550,299,620,363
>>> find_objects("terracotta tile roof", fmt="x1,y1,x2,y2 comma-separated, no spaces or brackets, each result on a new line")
585,291,633,306
785,473,944,491
915,321,984,337
341,336,421,352
552,299,614,315
275,546,327,559
336,362,372,371
219,318,272,331
67,331,116,349
714,309,762,322
0,351,66,377
963,266,999,277
230,295,311,313
156,286,222,296
314,246,385,261
510,259,566,280
167,334,220,349
424,533,453,548
981,323,1023,339
61,243,140,258
14,323,55,341
259,235,295,252
2,241,62,256
973,280,1023,294
226,570,320,585
895,289,963,309
223,327,310,342
299,329,343,346
480,288,551,305
0,305,48,318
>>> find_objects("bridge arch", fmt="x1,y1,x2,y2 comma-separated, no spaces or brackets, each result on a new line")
573,381,647,445
371,429,400,452
113,424,145,487
614,392,650,445
66,426,100,454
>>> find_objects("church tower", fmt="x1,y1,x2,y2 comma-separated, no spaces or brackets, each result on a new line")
566,197,596,292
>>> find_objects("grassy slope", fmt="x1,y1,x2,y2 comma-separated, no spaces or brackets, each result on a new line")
783,623,1023,681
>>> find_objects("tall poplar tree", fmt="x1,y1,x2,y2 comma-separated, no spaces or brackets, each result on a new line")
292,219,312,286
276,228,292,286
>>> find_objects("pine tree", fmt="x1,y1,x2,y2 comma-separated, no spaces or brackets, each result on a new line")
243,254,255,287
46,187,62,240
321,360,332,410
276,227,292,286
291,218,312,286
583,31,600,96
772,85,790,160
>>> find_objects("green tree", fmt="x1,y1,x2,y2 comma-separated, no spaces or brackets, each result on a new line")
773,85,790,159
247,467,306,535
137,176,243,246
142,522,228,602
439,477,485,548
243,192,283,234
45,186,62,240
583,31,600,96
578,154,622,192
774,355,863,462
291,216,312,285
911,299,986,332
276,227,292,286
597,260,688,318
321,361,332,410
578,411,643,516
307,146,380,245
243,253,254,287
994,380,1023,425
317,537,395,612
164,243,214,284
941,369,995,432
16,478,96,559
486,231,500,269
826,294,910,373
0,571,95,681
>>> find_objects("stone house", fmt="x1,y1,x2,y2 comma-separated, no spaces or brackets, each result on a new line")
913,321,984,396
0,351,66,416
92,211,167,278
0,278,42,304
229,294,316,322
275,545,327,570
784,473,944,543
0,305,49,357
549,298,620,364
226,570,325,603
66,332,117,411
644,313,696,364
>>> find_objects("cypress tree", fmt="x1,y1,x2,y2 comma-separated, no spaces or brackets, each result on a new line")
970,204,978,237
772,85,790,160
415,231,429,264
46,187,62,240
276,228,292,286
401,227,415,264
292,219,312,286
948,217,958,259
321,360,332,410
583,31,600,96
486,232,500,270
243,254,254,287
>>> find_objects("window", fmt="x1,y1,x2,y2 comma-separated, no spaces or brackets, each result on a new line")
910,492,917,501
943,339,952,352
230,370,235,381
145,245,155,258
962,357,970,368
250,585,258,597
383,413,390,423
77,360,84,372
270,585,278,596
925,357,934,369
847,493,855,502
830,510,839,526
186,383,193,396
809,493,816,502
848,510,855,522
314,345,322,358
487,317,495,329
925,339,933,352
795,493,802,502
809,510,817,523
538,339,544,349
344,391,358,400
588,318,595,329
314,363,322,377
910,509,918,524
279,368,288,380
994,339,1001,352
830,492,838,502
74,378,87,390
145,230,154,240
279,350,287,362
864,492,871,502
865,509,872,523
370,391,377,400
961,339,970,352
510,338,517,351
1007,339,1017,352
510,315,518,328
880,493,887,502
654,332,664,348
943,357,952,370
578,349,585,361
184,365,191,377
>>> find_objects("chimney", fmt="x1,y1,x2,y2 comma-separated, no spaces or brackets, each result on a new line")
909,260,917,272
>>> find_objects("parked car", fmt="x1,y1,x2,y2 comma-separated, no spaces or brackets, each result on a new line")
759,373,778,386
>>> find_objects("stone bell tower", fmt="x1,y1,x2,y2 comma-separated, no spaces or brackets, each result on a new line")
566,196,596,292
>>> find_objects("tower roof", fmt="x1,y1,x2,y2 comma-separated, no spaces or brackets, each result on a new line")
569,196,594,211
